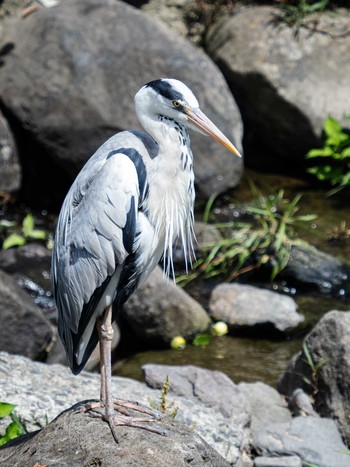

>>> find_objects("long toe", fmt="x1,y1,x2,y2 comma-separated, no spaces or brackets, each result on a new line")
112,398,165,419
105,413,168,442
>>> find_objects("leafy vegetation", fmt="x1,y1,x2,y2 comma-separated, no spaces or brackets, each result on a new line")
279,0,330,27
0,213,48,249
0,402,26,447
302,342,326,397
306,116,350,195
177,185,316,285
148,376,178,419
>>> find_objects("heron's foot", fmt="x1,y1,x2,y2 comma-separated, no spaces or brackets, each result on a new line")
103,412,168,442
112,397,165,419
78,400,104,414
77,398,167,441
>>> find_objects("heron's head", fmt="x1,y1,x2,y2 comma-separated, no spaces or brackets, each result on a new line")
135,78,241,157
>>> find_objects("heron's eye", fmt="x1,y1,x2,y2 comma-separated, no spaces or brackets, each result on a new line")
172,101,181,109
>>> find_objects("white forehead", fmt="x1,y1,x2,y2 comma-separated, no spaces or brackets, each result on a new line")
165,79,199,108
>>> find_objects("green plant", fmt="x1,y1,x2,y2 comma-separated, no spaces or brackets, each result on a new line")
302,342,326,397
279,0,330,27
0,402,26,446
177,185,316,285
148,376,178,419
1,213,47,249
306,116,350,194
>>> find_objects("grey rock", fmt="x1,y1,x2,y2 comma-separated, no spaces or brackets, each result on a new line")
0,0,243,206
0,112,20,195
142,363,251,463
0,270,54,360
0,243,55,313
280,242,348,294
122,266,211,345
0,404,230,467
288,388,318,417
207,6,350,173
0,242,51,277
209,283,304,336
253,416,349,467
143,363,251,427
254,456,302,467
238,382,291,436
0,352,244,463
141,0,190,39
277,310,350,445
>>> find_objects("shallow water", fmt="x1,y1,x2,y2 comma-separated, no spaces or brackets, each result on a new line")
113,170,350,387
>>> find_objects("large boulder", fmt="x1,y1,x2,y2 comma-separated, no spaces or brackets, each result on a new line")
279,241,349,294
0,0,243,208
208,283,304,337
207,6,350,173
0,269,54,360
0,404,230,467
277,310,350,446
0,111,20,195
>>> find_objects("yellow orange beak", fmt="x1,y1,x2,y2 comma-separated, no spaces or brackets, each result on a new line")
185,108,242,158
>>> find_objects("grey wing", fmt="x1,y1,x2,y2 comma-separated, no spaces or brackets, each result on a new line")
51,151,140,368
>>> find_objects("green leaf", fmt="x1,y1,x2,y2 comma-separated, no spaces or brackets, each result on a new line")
2,233,26,250
27,229,47,240
22,213,35,237
0,220,16,229
192,334,212,347
202,192,218,224
293,214,318,222
0,402,15,418
303,342,314,370
307,0,329,13
5,420,22,440
324,116,342,138
306,147,333,158
341,147,350,158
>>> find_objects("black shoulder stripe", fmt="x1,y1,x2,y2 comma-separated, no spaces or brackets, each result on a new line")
107,147,148,201
130,130,159,159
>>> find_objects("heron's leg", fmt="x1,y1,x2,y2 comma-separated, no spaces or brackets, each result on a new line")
97,305,167,440
97,315,106,404
81,308,112,414
99,304,114,417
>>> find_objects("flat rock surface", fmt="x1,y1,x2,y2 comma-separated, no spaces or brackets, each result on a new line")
253,416,349,467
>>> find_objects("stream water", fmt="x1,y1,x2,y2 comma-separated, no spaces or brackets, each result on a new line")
113,170,350,387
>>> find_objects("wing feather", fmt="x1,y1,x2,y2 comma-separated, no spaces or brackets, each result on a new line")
52,152,140,338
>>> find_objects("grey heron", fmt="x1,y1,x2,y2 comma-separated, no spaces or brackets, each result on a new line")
51,78,241,440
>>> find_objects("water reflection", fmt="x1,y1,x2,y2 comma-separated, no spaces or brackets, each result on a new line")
114,336,302,387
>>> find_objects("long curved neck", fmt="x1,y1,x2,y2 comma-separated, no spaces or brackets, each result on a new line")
137,111,195,276
139,110,185,152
